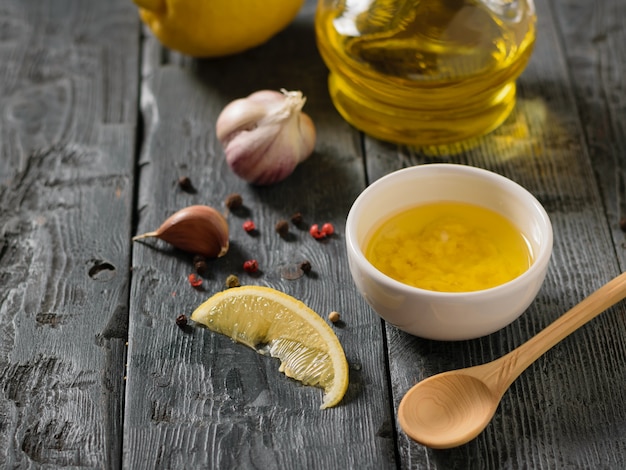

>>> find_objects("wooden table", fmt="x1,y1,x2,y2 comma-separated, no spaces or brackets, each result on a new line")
1,0,625,468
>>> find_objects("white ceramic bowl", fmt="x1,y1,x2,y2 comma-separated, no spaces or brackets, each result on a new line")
345,164,553,341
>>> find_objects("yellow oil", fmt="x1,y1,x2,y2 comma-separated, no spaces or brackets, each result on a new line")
315,0,536,147
364,201,533,292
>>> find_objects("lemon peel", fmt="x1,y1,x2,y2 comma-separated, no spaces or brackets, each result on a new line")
134,0,306,57
191,285,349,409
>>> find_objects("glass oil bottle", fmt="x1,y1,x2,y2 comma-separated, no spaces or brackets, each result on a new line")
315,0,537,147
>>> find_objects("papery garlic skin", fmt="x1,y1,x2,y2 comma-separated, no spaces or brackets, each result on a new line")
216,89,316,185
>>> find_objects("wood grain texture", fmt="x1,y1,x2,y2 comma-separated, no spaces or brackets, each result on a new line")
0,0,139,467
123,1,396,468
1,0,624,468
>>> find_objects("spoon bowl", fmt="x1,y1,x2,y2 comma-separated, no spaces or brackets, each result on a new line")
399,372,498,449
397,272,626,448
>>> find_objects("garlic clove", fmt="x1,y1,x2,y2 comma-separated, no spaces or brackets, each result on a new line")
216,98,271,144
224,121,294,185
132,205,229,258
216,89,316,185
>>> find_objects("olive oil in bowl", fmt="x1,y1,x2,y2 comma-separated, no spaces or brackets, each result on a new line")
365,201,533,292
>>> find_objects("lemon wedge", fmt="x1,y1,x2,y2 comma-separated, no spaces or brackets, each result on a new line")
191,285,349,409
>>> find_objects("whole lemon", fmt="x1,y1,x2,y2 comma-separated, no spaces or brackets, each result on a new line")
134,0,306,58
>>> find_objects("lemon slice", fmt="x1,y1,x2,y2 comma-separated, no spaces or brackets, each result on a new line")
191,285,349,409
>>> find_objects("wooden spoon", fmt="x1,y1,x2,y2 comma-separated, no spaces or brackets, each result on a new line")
397,271,626,449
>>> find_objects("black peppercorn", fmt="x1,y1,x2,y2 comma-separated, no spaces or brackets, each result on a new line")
275,219,289,238
291,212,303,225
299,260,312,274
193,255,208,275
178,176,193,192
225,193,243,210
175,314,188,328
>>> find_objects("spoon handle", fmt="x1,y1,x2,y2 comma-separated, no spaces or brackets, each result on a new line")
494,271,626,392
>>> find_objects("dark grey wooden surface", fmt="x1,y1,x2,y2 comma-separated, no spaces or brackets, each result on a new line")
1,0,625,468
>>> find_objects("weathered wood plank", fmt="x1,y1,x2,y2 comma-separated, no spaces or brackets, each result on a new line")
0,0,139,467
362,0,626,468
124,1,396,468
549,0,626,269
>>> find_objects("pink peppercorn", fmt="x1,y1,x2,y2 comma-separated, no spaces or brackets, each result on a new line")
188,273,203,288
242,220,256,232
321,223,335,236
243,259,259,273
309,224,326,240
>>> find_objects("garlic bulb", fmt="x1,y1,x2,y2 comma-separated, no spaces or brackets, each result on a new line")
216,89,316,185
132,205,229,258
